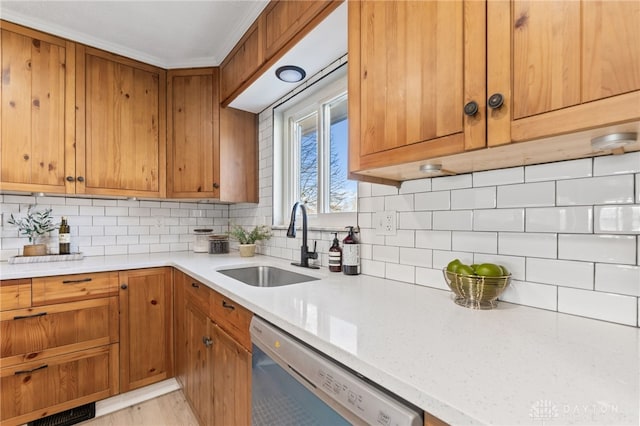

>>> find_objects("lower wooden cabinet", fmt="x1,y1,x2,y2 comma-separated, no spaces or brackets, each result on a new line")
119,267,173,392
174,270,252,426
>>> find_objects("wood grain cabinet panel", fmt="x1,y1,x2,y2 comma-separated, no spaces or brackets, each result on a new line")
31,271,119,305
0,21,75,194
76,45,166,198
119,268,173,393
220,21,263,104
0,344,118,426
167,68,219,198
219,107,258,203
0,279,31,311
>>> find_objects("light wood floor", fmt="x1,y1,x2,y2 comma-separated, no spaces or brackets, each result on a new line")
80,391,199,426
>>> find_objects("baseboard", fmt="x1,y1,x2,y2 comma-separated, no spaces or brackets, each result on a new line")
94,379,181,418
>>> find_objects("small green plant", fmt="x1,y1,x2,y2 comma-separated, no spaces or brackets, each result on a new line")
228,224,272,245
7,206,57,244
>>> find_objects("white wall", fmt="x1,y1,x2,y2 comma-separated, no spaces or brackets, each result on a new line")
230,99,640,327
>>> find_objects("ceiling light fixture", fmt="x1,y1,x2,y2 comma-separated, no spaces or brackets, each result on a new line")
591,132,637,151
275,65,306,83
419,164,442,173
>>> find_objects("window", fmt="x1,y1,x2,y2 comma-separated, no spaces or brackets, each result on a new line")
274,65,357,228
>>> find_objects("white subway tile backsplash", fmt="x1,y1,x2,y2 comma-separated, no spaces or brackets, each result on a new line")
386,263,414,283
594,206,640,234
400,178,431,194
93,216,118,226
474,209,524,232
416,230,451,250
451,187,496,210
473,254,526,280
129,244,150,254
400,247,433,267
385,230,415,247
65,198,92,206
526,258,594,290
53,205,80,216
361,259,385,278
432,250,473,269
433,210,473,230
432,174,472,191
106,207,129,216
79,206,105,216
525,158,592,182
371,183,398,197
91,236,117,246
398,212,431,230
384,194,414,212
557,175,635,205
594,152,640,176
558,287,637,326
473,167,524,187
452,231,497,254
558,234,636,264
92,199,119,207
497,182,555,207
104,226,128,236
499,280,557,311
117,199,140,207
358,182,372,198
105,245,128,255
78,226,104,236
372,245,399,263
595,264,640,296
358,196,385,213
636,174,640,203
117,235,139,245
414,191,450,211
118,216,140,226
499,232,557,258
358,213,372,228
129,207,151,216
415,267,449,290
526,207,593,233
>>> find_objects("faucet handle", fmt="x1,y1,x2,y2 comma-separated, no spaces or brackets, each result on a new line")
309,241,318,259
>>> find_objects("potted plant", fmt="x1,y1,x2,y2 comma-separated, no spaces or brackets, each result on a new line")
8,206,57,256
228,224,272,257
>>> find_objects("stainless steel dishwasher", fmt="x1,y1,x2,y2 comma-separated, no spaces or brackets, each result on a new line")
250,317,423,426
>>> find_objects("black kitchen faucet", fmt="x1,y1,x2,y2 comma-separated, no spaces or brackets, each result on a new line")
286,202,319,269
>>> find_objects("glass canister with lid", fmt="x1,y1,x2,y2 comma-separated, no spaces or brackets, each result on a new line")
209,234,229,254
193,229,213,253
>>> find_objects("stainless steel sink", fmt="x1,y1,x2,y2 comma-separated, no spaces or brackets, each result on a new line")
217,266,319,287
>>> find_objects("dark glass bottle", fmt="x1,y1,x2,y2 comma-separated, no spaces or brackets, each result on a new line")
342,226,360,275
328,232,342,272
59,216,70,255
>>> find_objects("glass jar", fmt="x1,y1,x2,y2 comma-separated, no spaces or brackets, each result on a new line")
209,235,229,254
193,229,213,253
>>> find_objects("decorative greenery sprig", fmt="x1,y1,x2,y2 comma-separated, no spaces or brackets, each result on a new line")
228,224,272,245
7,206,57,244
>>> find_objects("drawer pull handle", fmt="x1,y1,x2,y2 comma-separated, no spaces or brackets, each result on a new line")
14,312,47,320
62,278,92,284
15,364,48,375
222,300,235,310
202,337,213,348
191,282,200,288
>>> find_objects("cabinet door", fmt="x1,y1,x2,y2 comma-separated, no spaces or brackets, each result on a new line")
348,0,486,180
0,279,31,311
488,0,640,145
167,68,220,198
219,107,258,203
182,301,214,426
0,22,75,194
0,344,118,426
212,324,251,426
76,45,166,197
220,21,263,104
119,268,173,392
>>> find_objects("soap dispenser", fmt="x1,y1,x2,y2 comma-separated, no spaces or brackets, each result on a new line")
329,233,342,272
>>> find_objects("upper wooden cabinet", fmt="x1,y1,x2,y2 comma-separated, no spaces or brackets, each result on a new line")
488,0,640,145
76,45,167,198
167,68,220,198
349,0,640,184
0,21,75,194
220,0,343,106
220,106,258,203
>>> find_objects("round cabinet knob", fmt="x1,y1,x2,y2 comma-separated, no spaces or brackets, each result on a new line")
464,101,479,116
66,176,75,182
213,182,220,189
76,176,85,182
121,284,128,290
202,336,213,348
487,93,504,109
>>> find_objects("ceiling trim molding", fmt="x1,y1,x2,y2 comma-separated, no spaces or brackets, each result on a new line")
213,0,268,64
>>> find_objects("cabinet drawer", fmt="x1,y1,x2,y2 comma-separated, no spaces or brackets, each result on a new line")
0,343,118,426
0,279,31,311
0,297,118,368
211,293,252,351
32,272,119,305
184,278,213,315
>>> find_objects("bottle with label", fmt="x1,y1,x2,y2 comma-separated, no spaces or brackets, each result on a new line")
59,216,70,255
328,232,342,272
342,226,360,275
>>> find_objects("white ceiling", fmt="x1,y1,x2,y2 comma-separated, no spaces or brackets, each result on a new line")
0,0,348,113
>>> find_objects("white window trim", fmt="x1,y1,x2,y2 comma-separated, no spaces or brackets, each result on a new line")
273,65,356,229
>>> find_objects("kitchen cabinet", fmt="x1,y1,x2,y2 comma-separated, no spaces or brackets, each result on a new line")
0,21,75,194
220,0,342,106
75,45,167,198
0,273,119,426
349,0,640,184
174,271,252,426
167,68,220,198
119,267,173,392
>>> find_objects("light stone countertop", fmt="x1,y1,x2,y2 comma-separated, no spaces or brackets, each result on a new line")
1,252,638,425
